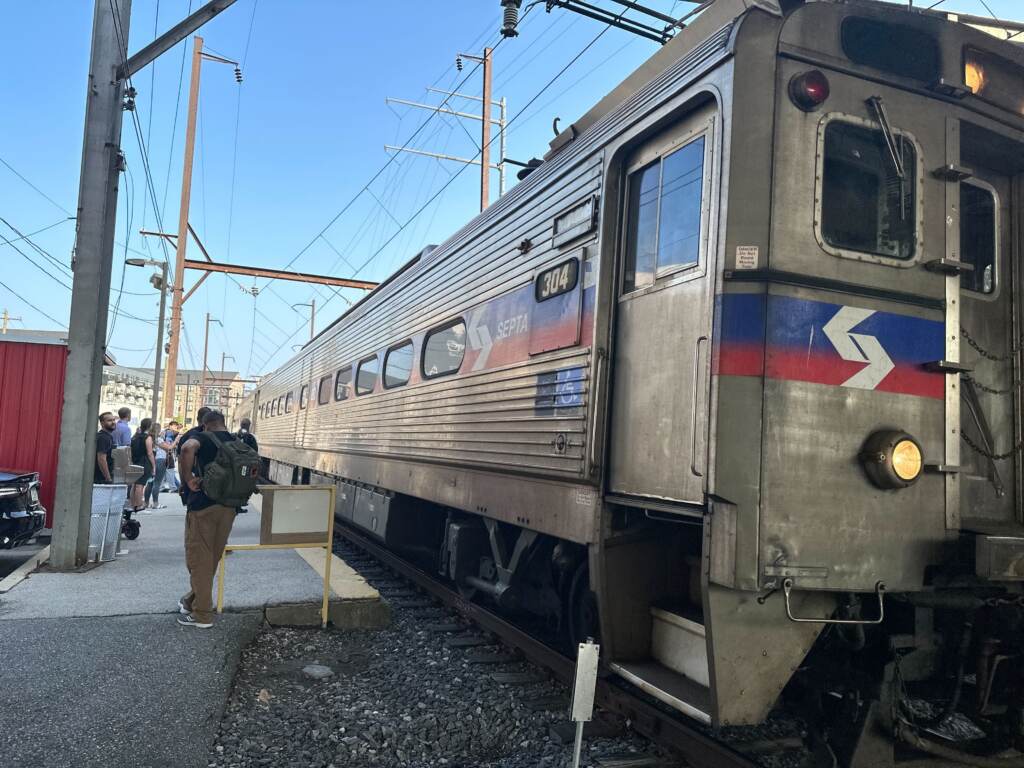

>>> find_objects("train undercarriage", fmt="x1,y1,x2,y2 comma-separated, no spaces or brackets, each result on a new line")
271,458,1024,767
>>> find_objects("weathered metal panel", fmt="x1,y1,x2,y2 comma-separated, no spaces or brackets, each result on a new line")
0,340,68,526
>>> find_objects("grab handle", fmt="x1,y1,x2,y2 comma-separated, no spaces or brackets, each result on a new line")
783,578,886,625
690,336,708,477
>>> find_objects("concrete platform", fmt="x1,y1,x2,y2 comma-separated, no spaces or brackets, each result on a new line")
0,492,387,768
0,493,387,627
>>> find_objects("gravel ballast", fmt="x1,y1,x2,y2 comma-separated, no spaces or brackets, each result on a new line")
210,569,667,767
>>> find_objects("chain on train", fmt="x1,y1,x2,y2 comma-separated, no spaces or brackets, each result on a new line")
960,431,1024,461
960,326,1022,363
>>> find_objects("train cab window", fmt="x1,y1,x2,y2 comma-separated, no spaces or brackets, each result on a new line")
841,18,939,82
960,182,996,294
422,320,466,379
821,121,916,260
384,341,413,389
284,392,293,413
335,367,351,401
623,135,705,292
317,375,332,405
299,384,309,409
356,355,379,395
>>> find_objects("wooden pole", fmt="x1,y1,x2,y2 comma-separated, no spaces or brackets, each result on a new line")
480,46,492,212
163,35,203,420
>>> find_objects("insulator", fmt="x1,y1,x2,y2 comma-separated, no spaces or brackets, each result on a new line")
455,55,463,72
501,0,522,37
234,66,243,83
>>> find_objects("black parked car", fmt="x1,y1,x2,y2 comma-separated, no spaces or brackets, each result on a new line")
0,469,46,548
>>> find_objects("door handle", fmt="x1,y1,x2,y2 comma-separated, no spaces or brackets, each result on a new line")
690,336,708,477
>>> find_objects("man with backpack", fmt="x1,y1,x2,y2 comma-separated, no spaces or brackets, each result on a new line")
176,410,260,628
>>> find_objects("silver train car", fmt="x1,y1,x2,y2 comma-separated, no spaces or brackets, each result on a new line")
242,1,1024,762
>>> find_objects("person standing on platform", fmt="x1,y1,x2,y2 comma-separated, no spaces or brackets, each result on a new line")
95,412,116,484
177,410,258,628
130,417,155,512
161,422,181,492
235,417,258,452
145,422,168,510
114,407,132,448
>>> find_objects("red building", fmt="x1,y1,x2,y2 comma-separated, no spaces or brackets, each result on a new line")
0,330,113,527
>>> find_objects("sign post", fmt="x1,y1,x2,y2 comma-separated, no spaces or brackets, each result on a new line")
216,485,336,628
569,639,600,768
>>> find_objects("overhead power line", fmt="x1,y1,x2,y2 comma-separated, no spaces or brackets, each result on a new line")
251,3,630,374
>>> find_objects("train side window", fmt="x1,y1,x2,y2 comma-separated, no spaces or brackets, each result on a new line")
384,341,413,389
285,392,293,413
335,367,351,401
422,320,466,379
960,182,996,294
356,355,379,395
317,375,332,405
820,120,916,260
299,384,309,409
623,135,705,292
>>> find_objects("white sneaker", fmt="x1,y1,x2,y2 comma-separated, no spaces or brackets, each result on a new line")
177,613,212,629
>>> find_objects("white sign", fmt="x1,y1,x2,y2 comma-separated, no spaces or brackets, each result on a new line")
570,640,600,722
735,245,759,270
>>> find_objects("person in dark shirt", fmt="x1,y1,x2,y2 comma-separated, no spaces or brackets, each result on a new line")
175,407,211,459
235,418,258,453
95,412,116,484
176,410,239,629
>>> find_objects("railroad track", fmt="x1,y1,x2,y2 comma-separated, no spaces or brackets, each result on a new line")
334,523,761,768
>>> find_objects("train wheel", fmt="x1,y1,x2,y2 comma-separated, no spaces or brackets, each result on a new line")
567,563,600,647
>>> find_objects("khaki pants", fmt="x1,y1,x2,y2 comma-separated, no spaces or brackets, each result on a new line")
181,504,236,623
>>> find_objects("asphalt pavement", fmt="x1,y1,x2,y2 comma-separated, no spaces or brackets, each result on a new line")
0,493,381,767
0,612,261,768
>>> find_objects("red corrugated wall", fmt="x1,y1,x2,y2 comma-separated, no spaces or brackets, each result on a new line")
0,341,68,527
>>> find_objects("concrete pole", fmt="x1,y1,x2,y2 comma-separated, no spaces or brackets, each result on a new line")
52,0,133,570
309,298,316,340
201,311,211,406
480,47,492,212
151,260,167,422
162,35,204,421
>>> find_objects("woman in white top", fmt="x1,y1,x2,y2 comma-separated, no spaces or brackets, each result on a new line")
144,422,169,510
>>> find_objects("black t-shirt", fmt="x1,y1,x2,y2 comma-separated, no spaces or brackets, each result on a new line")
182,430,237,512
237,430,258,453
95,429,114,484
175,426,203,457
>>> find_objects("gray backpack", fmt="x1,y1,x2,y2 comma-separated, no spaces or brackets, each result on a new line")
202,433,260,507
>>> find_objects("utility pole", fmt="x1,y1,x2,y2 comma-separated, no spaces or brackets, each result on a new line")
1,309,22,334
126,257,168,421
164,36,203,422
292,300,315,340
162,37,239,422
200,312,221,407
480,46,493,211
386,49,505,213
220,352,235,415
51,0,133,571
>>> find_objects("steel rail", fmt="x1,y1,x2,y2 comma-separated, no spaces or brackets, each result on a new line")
335,524,756,768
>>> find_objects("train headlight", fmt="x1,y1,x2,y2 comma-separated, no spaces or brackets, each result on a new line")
860,430,923,489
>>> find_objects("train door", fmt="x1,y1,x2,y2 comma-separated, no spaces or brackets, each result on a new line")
959,164,1020,528
608,107,717,505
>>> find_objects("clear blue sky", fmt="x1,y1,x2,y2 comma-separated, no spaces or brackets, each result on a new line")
0,0,1019,379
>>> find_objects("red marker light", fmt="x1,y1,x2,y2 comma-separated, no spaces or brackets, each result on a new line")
789,70,830,111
